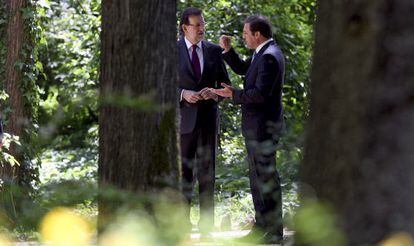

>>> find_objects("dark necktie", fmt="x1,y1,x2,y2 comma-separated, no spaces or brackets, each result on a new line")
191,44,201,81
251,51,257,63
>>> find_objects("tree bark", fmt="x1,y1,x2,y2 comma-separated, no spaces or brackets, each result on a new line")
302,0,414,244
0,0,28,183
99,0,178,195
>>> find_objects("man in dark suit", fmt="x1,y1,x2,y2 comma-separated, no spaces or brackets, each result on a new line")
178,7,230,235
211,15,285,244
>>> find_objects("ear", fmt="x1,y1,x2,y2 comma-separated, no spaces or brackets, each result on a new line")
254,31,261,39
182,24,187,33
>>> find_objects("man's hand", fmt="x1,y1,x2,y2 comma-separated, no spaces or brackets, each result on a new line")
199,87,218,101
182,89,202,103
219,35,232,52
210,83,234,98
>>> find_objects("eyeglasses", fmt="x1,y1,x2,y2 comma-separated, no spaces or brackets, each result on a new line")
187,22,206,28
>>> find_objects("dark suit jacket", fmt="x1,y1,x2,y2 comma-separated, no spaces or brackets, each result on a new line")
222,41,285,140
178,38,230,134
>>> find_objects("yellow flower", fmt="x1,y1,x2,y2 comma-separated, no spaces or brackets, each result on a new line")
40,207,92,246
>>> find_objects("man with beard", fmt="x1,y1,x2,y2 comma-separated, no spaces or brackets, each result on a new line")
177,7,230,236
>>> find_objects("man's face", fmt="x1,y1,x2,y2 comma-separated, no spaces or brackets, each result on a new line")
183,15,205,44
243,23,257,49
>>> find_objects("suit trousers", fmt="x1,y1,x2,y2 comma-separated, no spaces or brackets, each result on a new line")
245,136,283,237
180,113,217,232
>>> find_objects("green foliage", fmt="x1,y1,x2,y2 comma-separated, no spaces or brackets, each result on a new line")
0,92,15,171
0,133,22,168
98,187,188,245
37,0,100,148
0,0,102,235
294,200,347,246
39,145,97,184
215,191,255,230
0,0,43,205
39,124,97,184
16,1,46,191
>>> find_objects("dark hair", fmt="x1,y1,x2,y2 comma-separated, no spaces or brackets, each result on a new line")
180,7,203,34
244,15,273,39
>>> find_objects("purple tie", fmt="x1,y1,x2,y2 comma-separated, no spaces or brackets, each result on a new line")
191,44,201,81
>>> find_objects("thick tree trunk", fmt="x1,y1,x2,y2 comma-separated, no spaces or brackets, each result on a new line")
0,0,28,183
99,0,178,194
302,1,414,244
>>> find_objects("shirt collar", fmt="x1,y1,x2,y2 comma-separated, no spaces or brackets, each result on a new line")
184,36,203,50
255,38,273,54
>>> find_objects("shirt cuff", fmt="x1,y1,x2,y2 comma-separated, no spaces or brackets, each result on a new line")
180,89,185,101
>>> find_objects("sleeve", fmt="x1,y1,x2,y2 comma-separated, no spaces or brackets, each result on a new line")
216,50,231,102
221,48,251,75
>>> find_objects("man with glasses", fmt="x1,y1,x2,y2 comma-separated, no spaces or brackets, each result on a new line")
178,7,230,237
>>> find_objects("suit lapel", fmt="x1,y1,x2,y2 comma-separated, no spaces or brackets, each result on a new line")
179,38,196,80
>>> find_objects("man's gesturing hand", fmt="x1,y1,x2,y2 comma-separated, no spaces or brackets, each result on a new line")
219,35,232,52
210,83,234,98
183,89,202,103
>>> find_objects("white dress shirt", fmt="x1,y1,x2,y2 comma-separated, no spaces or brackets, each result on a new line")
255,38,273,54
251,38,273,62
181,37,205,101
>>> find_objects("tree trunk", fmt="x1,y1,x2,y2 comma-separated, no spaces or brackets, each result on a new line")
99,0,178,202
0,0,28,183
302,0,414,244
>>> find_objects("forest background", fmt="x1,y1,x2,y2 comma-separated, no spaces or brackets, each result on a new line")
0,0,315,242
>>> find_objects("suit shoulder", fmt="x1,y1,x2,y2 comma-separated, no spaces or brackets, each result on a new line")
177,38,185,47
264,45,284,62
263,45,278,55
